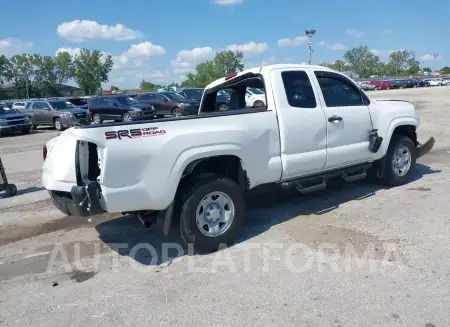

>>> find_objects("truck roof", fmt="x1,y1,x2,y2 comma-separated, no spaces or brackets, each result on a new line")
205,64,333,90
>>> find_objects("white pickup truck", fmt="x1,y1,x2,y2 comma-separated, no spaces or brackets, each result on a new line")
42,64,434,252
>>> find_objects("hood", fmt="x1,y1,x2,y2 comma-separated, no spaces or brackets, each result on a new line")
370,99,419,126
0,113,25,120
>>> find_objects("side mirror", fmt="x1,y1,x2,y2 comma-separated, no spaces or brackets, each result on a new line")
113,102,119,107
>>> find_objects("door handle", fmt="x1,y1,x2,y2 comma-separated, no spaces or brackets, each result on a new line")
328,115,343,123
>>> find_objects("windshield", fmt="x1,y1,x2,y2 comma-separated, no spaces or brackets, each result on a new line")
163,92,185,101
248,87,265,95
50,101,76,110
117,97,139,105
218,90,231,96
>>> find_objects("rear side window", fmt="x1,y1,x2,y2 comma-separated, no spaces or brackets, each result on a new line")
25,102,32,109
138,94,154,100
281,71,316,108
315,72,364,107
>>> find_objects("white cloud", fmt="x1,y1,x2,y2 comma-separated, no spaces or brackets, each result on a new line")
318,41,347,51
277,36,307,47
420,54,442,61
57,20,140,42
346,29,364,37
171,47,215,74
213,0,244,5
122,42,165,58
382,29,392,35
226,42,269,56
370,49,401,57
0,38,33,57
55,47,81,57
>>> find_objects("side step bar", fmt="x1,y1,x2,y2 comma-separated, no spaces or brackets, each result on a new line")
280,163,372,194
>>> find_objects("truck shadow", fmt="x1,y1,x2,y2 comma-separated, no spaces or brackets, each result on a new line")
95,163,441,267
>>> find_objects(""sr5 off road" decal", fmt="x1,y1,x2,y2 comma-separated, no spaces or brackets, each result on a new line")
105,127,166,140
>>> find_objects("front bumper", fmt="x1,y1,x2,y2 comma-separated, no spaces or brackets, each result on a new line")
0,122,32,130
131,110,157,120
50,182,105,217
417,137,435,158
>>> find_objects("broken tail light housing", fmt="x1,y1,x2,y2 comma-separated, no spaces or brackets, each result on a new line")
225,72,238,80
43,145,47,161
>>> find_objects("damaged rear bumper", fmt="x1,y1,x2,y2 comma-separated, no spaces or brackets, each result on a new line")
417,137,435,158
50,182,105,217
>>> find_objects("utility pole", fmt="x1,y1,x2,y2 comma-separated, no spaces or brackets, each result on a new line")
305,29,316,64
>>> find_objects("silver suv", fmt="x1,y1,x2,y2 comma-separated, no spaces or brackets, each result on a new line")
22,99,91,131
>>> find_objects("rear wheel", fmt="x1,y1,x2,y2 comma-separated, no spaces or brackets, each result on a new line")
5,184,17,197
218,103,229,111
172,107,183,117
377,135,417,186
92,113,102,124
21,126,31,134
178,175,246,252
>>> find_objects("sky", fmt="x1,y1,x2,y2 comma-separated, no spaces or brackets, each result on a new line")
0,0,448,88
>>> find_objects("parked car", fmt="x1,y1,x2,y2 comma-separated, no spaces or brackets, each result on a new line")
67,97,89,110
135,92,200,117
357,81,377,91
179,88,231,111
11,101,29,111
245,87,266,107
410,79,430,87
0,105,32,136
0,100,13,109
24,100,91,131
425,79,442,86
88,95,156,124
42,64,435,252
369,80,391,90
442,78,450,86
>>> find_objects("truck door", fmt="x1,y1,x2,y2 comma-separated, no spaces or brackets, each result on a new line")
31,101,44,124
311,70,374,169
270,69,328,180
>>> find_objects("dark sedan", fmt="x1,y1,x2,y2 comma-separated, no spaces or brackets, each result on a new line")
136,92,200,117
179,88,231,111
89,95,156,123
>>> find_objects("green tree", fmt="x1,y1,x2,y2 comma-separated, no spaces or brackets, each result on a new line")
110,85,119,91
5,54,39,98
423,67,432,73
72,49,113,95
343,46,381,78
324,60,349,71
0,55,9,84
139,79,162,91
182,50,244,88
388,50,411,74
440,66,450,74
33,52,74,97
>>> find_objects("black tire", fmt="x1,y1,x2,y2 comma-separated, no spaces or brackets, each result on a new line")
172,107,183,117
21,127,31,134
377,135,417,186
122,113,132,123
54,118,64,131
92,113,103,124
5,184,17,197
178,174,246,252
253,100,265,108
31,124,37,130
218,103,229,111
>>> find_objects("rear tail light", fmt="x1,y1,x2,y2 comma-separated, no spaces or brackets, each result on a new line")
43,145,47,161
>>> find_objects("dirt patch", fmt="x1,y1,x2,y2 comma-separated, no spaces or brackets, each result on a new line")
69,270,97,283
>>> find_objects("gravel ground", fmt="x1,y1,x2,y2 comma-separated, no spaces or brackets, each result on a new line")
0,88,449,327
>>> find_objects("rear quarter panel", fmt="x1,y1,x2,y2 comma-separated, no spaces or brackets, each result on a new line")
72,112,281,212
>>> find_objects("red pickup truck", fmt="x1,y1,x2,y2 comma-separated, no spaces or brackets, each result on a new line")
370,80,394,90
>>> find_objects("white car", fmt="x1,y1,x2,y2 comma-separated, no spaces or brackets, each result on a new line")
245,87,266,107
442,78,450,86
426,79,442,86
12,101,29,111
42,64,435,252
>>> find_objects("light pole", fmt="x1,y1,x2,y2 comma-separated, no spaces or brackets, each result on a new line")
305,29,316,64
433,53,439,74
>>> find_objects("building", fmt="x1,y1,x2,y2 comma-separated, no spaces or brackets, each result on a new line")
0,83,84,99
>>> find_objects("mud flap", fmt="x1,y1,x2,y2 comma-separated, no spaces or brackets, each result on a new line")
417,137,435,158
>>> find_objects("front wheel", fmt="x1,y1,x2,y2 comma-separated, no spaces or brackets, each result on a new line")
218,103,229,111
122,113,132,123
54,118,64,131
377,135,417,186
21,127,31,134
178,175,246,252
172,107,183,117
253,100,265,108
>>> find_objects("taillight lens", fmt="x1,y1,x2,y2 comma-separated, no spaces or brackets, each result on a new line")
43,145,47,161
